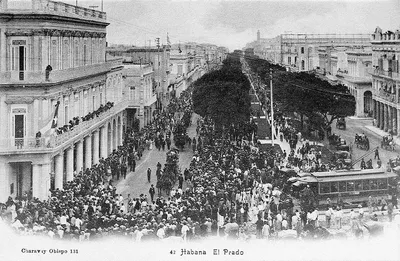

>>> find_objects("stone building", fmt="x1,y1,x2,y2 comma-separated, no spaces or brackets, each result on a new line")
370,27,400,135
0,0,127,202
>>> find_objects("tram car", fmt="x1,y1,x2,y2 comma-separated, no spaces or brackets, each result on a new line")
303,169,397,208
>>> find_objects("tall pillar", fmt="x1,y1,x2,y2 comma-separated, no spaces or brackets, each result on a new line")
389,106,394,134
393,108,398,135
32,164,42,200
376,102,380,128
41,163,51,200
0,162,11,202
84,134,92,169
76,140,83,173
93,130,100,164
55,153,64,190
100,126,108,159
384,104,388,132
380,102,384,130
119,120,124,146
66,146,74,181
373,100,377,120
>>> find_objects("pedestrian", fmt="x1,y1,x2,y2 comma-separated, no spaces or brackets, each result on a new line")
149,185,155,203
360,158,366,169
132,159,136,172
388,201,394,222
325,207,332,228
178,174,184,189
147,168,151,183
374,147,380,160
122,163,127,179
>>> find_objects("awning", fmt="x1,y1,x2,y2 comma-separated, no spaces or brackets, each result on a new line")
317,172,397,183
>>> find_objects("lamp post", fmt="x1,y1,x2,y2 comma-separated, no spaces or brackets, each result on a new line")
270,68,274,147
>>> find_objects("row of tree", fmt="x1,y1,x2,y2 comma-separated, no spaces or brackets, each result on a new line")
192,53,251,135
244,53,356,133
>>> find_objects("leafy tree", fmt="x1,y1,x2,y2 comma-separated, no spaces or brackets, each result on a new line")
192,53,251,134
245,55,355,132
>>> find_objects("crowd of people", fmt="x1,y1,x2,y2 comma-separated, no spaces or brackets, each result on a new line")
55,102,115,135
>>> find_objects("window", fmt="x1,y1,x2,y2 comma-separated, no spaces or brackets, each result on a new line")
362,180,370,190
331,182,338,193
355,180,362,191
320,183,330,194
339,181,346,192
377,179,387,190
288,57,291,64
370,180,378,190
346,181,355,191
301,47,304,54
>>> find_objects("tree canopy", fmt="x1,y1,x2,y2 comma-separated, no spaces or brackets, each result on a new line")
192,53,251,130
245,54,355,131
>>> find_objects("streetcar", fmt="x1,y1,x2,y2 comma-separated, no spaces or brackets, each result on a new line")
303,168,398,208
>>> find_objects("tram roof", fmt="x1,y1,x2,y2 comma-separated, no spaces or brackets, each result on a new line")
316,172,397,183
311,168,387,178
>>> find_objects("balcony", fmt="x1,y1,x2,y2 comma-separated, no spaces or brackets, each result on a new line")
50,100,129,148
377,89,397,103
0,100,129,153
368,68,400,81
2,0,106,22
0,62,112,85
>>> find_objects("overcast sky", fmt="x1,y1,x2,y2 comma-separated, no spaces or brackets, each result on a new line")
66,0,400,50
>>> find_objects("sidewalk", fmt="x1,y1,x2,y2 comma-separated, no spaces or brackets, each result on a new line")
365,125,400,147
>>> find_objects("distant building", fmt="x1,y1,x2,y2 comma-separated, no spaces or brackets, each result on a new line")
370,27,400,135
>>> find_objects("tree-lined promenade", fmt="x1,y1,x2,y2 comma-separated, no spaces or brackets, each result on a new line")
244,53,356,137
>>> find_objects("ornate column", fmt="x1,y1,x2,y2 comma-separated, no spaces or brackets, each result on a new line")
100,126,108,159
393,108,397,135
93,130,100,164
66,146,74,181
84,134,92,169
32,164,42,199
377,102,381,128
76,139,84,173
380,102,384,130
41,163,51,200
55,152,64,190
384,104,389,132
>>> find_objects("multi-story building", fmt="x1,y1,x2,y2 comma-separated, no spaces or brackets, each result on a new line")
248,31,370,72
122,62,156,129
370,27,400,135
107,46,171,110
0,0,126,202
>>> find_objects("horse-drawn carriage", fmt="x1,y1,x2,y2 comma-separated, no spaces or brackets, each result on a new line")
328,134,350,151
156,149,181,196
381,135,395,151
355,134,370,150
336,117,346,130
334,150,352,169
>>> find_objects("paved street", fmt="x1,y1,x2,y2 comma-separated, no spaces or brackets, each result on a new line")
329,117,399,168
114,114,199,200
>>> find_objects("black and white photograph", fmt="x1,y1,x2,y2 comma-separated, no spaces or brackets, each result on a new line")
0,0,399,260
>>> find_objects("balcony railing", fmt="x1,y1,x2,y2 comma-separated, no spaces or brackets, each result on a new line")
50,100,129,147
3,0,106,22
0,137,49,152
0,62,111,84
368,68,400,81
0,100,129,153
377,89,397,103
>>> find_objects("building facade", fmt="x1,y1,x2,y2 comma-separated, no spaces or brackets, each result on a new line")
371,27,400,135
0,0,127,202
